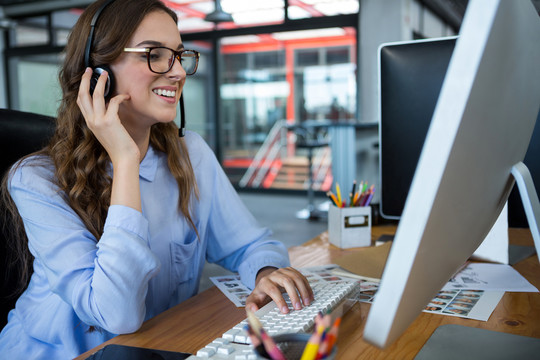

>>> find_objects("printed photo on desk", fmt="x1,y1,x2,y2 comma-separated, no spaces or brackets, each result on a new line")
211,275,252,307
356,280,504,321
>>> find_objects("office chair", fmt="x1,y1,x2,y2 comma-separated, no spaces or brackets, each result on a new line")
0,108,55,329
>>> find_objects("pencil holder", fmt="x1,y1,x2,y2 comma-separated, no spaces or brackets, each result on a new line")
328,205,372,248
255,333,336,360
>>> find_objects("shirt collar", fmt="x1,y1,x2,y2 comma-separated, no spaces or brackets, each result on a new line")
139,145,158,182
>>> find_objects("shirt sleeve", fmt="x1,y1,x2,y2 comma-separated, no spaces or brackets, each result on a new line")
190,136,291,290
8,162,160,334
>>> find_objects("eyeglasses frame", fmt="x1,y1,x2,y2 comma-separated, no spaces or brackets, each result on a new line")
123,46,200,75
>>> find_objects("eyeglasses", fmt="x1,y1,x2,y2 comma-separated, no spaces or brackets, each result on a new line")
123,47,200,75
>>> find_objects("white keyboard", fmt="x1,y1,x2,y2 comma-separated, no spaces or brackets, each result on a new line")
188,273,359,359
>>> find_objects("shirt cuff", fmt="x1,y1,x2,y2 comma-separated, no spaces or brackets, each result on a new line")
104,205,149,240
238,248,291,290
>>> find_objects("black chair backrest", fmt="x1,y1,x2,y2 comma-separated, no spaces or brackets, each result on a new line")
0,108,56,329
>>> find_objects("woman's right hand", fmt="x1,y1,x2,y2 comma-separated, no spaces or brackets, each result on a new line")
77,67,138,165
77,67,142,212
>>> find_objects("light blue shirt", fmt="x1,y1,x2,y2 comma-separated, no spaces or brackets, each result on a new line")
0,131,290,359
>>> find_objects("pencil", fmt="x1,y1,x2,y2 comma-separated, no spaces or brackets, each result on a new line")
326,317,342,353
326,191,339,207
244,324,261,348
355,192,366,207
316,317,341,359
362,191,374,207
300,324,325,360
260,328,286,360
352,191,359,207
335,183,342,207
361,182,368,194
361,185,375,206
349,180,357,206
246,308,262,338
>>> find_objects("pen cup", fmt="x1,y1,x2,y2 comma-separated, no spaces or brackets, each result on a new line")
255,333,336,360
328,205,372,249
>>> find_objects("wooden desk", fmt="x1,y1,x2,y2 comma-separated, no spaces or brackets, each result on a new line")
75,225,540,359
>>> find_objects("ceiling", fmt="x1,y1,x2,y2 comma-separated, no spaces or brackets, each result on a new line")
1,0,540,29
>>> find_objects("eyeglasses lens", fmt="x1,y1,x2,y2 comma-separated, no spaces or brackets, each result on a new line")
148,48,197,75
179,51,198,75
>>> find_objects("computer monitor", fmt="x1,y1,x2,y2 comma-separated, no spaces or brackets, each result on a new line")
378,36,456,220
364,0,540,349
378,37,540,227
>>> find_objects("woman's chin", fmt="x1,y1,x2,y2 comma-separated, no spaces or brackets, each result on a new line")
157,110,178,124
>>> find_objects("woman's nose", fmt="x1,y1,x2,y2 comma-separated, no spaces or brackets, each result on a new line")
167,56,186,79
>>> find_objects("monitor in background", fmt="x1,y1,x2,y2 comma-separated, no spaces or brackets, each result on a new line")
378,35,540,227
378,36,456,220
364,0,540,349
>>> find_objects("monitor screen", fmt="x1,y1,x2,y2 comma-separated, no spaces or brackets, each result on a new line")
378,37,456,220
378,36,540,227
365,0,540,349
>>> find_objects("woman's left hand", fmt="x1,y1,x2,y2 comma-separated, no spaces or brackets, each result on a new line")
245,267,314,314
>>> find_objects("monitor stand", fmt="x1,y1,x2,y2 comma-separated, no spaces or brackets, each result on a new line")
511,161,540,261
376,161,540,265
415,162,540,359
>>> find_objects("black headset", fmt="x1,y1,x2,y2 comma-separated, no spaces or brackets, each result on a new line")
84,0,115,99
83,0,186,137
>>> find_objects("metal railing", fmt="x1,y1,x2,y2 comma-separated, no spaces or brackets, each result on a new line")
239,120,333,190
239,120,287,188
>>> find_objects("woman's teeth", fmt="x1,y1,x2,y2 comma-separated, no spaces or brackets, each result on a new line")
153,89,176,98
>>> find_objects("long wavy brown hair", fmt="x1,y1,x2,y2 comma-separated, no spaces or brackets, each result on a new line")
1,0,199,296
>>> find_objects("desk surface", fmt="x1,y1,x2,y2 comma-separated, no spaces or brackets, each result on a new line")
75,225,540,359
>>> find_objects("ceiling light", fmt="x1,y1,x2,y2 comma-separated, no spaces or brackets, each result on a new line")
205,0,234,23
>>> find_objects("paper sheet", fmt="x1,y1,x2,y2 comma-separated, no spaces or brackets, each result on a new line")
442,263,538,292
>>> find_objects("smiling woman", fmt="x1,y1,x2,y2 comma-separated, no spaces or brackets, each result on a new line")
0,0,313,358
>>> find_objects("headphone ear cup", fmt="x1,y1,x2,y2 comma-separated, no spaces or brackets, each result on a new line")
89,65,115,99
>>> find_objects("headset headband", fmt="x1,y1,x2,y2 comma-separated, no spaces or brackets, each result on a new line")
84,0,116,68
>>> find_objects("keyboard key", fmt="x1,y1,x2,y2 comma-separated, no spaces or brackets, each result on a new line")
217,345,235,355
196,347,215,357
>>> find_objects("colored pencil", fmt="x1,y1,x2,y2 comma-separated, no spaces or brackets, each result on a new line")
326,191,339,207
300,324,325,360
246,308,262,338
335,183,342,207
317,317,341,359
260,328,286,360
244,324,261,348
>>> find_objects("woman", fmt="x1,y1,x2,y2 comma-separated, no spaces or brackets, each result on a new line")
0,0,313,358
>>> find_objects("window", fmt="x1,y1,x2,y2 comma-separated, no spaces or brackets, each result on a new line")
215,27,356,189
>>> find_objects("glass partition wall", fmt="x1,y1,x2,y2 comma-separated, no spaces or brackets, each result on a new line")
215,29,357,190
